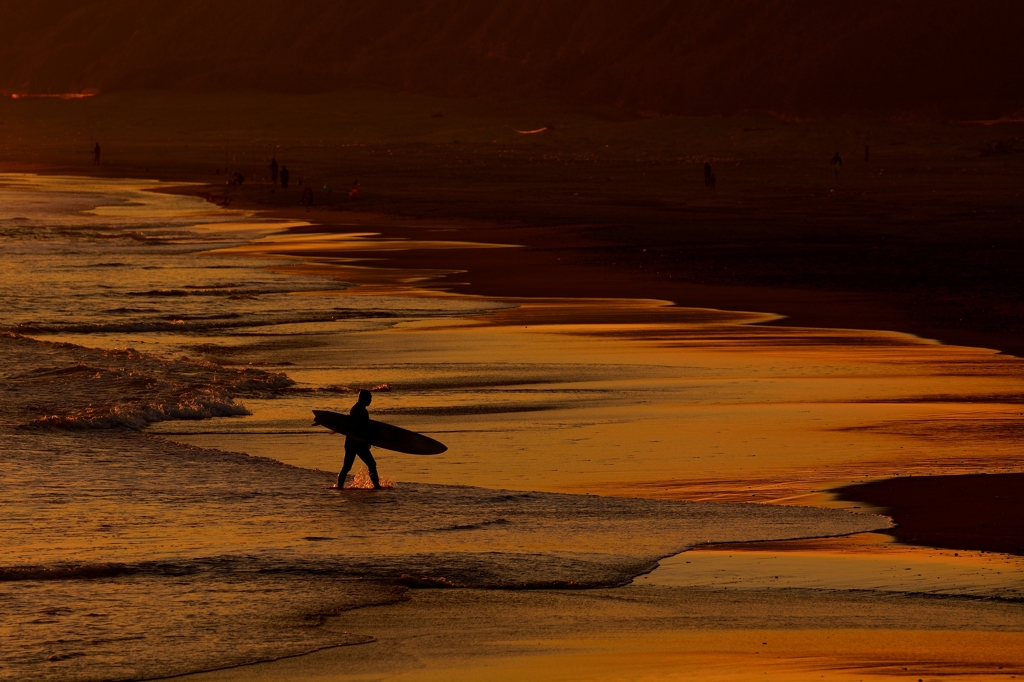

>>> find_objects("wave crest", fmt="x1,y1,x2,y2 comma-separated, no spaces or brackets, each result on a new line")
4,334,294,430
27,399,252,430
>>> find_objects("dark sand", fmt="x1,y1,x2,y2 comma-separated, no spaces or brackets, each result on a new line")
836,473,1024,556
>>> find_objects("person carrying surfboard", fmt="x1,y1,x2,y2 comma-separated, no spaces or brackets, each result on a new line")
337,390,381,489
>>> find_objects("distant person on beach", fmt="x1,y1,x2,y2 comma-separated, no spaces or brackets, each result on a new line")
301,186,313,205
93,143,101,165
269,157,279,184
831,152,843,178
704,161,712,187
337,390,381,490
280,166,290,189
349,180,360,199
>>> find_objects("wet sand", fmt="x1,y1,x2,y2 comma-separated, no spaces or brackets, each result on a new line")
647,533,1024,598
184,588,1024,682
153,206,1023,679
2,92,1023,679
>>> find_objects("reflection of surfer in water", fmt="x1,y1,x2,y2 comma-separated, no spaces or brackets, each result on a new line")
337,390,382,489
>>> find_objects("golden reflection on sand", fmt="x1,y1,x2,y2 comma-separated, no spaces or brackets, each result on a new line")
156,305,1023,498
24,199,1013,682
184,591,1024,682
6,173,1020,680
207,229,517,257
642,533,1024,598
152,222,1024,510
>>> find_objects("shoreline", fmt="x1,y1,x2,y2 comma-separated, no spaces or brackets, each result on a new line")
6,168,1021,554
158,177,1023,558
4,165,1019,679
5,145,1024,358
182,189,1024,359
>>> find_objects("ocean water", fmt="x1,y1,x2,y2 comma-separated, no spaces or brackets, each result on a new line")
0,175,889,681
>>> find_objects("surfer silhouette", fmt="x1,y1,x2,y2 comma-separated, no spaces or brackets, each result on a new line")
337,389,381,489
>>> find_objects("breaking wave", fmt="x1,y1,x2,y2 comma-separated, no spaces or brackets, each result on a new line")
26,400,253,431
3,333,293,431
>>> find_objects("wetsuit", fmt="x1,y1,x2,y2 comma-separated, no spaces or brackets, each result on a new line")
338,402,380,488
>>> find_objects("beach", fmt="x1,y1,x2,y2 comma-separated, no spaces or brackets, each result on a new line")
1,91,1023,680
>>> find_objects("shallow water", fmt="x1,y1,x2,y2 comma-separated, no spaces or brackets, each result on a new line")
0,333,883,680
1,174,1021,681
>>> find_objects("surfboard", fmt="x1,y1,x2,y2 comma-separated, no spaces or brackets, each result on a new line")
312,410,447,455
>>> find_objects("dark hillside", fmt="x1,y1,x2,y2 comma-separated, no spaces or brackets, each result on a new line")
1,0,1022,118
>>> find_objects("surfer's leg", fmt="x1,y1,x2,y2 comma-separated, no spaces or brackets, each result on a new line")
357,448,381,488
338,449,357,488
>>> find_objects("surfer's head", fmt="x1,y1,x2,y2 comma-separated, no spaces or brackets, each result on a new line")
358,389,372,406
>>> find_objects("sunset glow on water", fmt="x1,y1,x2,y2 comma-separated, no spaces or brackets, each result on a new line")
3,3,1024,677
2,174,1022,680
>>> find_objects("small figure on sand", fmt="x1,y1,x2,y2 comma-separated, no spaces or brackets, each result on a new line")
337,390,381,490
93,142,101,165
831,152,843,179
704,161,712,187
349,180,360,199
280,165,290,189
300,185,314,205
269,157,279,184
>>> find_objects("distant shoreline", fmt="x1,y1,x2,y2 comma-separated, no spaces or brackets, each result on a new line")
7,154,1022,360
180,183,1024,361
